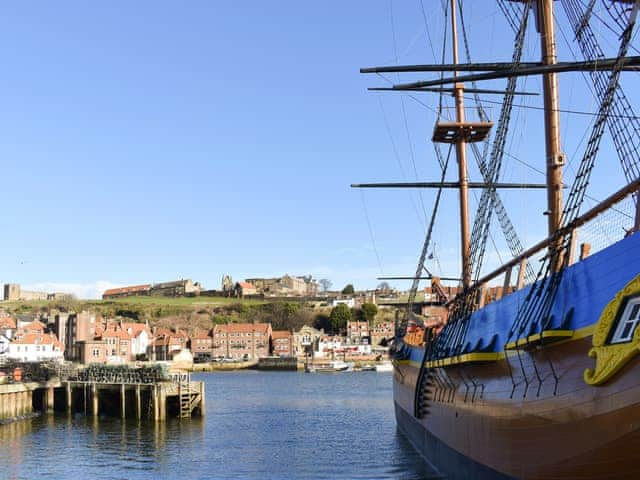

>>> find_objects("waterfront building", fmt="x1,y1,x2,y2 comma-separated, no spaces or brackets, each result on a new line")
0,316,16,339
271,330,293,357
149,328,188,361
0,317,15,357
65,312,99,362
341,342,372,356
317,335,343,358
370,321,394,347
121,322,152,359
101,327,133,362
190,330,213,362
7,320,63,362
292,325,324,358
347,321,370,344
76,339,109,364
212,323,271,360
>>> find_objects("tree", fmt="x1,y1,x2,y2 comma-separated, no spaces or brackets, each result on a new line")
268,302,311,331
313,313,331,332
376,281,391,292
360,302,378,323
329,303,352,332
318,278,332,292
341,284,355,295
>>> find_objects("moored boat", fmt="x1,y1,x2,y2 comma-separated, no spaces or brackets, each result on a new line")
358,1,640,478
305,360,354,373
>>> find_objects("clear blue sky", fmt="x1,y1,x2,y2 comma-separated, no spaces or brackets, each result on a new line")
0,1,632,298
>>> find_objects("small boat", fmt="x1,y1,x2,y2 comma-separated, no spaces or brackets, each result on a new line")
360,364,376,371
306,360,353,373
375,362,393,373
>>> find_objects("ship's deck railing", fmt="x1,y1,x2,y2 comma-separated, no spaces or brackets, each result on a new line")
451,177,640,308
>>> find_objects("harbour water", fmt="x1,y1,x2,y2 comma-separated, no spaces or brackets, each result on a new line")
0,371,438,479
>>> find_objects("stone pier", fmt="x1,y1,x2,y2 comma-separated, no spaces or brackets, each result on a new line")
0,384,33,421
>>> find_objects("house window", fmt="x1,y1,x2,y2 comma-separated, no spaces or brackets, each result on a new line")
610,296,640,344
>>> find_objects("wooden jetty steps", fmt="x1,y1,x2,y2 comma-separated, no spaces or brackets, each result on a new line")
0,364,205,422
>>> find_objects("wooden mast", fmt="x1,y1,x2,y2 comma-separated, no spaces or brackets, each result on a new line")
450,0,472,289
537,0,565,267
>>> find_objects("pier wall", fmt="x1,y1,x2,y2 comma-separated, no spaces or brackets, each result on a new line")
257,357,298,371
0,379,204,423
0,384,33,422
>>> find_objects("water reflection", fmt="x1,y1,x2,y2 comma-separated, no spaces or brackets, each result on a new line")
0,373,437,479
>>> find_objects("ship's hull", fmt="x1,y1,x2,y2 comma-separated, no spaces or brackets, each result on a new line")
393,233,640,479
394,340,640,479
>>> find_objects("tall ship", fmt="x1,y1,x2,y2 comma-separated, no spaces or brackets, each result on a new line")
357,0,640,478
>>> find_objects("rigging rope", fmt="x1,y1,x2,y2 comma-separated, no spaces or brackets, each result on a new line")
467,0,535,287
561,0,640,188
400,0,451,332
406,146,453,324
360,190,384,276
505,0,640,350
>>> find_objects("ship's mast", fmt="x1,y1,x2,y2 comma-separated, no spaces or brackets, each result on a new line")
537,0,565,265
450,0,472,289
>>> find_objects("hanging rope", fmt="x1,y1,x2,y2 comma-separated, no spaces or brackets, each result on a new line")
505,1,640,352
561,0,640,189
468,0,535,286
406,146,453,323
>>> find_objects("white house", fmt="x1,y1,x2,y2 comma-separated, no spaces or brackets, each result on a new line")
7,319,64,362
331,298,355,308
7,333,64,362
0,316,16,356
122,322,151,358
0,333,11,357
317,335,344,358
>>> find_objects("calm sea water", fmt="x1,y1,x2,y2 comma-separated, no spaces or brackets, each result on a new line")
0,371,439,480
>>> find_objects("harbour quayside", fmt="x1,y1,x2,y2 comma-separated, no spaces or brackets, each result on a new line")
356,0,640,479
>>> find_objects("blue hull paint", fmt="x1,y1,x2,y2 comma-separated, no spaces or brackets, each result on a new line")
406,232,640,365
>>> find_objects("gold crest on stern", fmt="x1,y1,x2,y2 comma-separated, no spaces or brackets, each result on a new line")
584,275,640,386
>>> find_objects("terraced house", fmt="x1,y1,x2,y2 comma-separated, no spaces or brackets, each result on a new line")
271,330,292,357
7,320,64,362
212,323,271,360
190,330,213,362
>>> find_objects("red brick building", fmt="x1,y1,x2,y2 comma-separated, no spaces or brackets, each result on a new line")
347,321,370,344
149,328,188,361
101,327,133,362
271,330,293,357
370,321,394,347
212,323,272,360
77,339,109,364
190,330,213,362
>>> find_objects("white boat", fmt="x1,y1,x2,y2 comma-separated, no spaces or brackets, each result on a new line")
306,360,353,373
375,362,393,373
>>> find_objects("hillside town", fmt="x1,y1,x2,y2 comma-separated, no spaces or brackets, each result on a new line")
0,309,394,366
0,273,519,369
